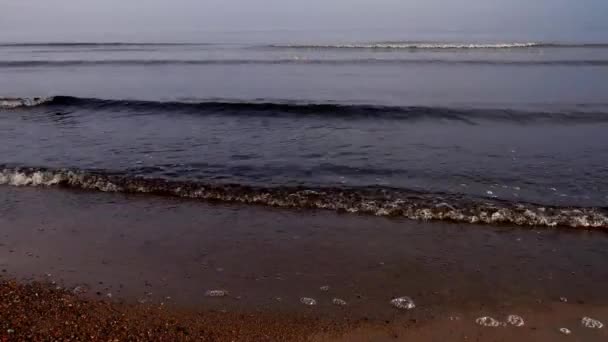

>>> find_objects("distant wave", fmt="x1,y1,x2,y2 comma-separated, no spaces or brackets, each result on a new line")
268,42,608,49
1,59,608,67
0,42,213,47
1,166,606,229
3,41,607,50
2,95,608,124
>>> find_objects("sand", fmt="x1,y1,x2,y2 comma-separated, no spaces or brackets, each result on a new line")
0,279,339,341
2,279,607,341
1,187,608,341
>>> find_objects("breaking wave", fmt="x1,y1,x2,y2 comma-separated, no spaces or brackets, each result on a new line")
0,97,55,109
2,95,608,124
1,166,607,229
269,42,608,49
2,59,608,67
2,42,608,50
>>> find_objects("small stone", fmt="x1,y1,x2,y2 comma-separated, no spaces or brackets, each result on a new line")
560,297,568,303
581,317,604,329
475,316,501,327
7,329,14,334
559,328,571,335
332,298,347,306
390,297,415,310
205,290,228,297
319,285,330,291
300,297,317,306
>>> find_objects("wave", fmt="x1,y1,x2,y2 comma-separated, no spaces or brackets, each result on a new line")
0,97,55,109
0,42,212,47
0,166,606,229
2,95,608,124
2,59,608,68
268,42,608,50
2,42,608,50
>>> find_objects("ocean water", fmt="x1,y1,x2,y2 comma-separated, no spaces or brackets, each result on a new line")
1,32,608,228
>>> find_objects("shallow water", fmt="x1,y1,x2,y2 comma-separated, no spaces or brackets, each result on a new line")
1,35,608,227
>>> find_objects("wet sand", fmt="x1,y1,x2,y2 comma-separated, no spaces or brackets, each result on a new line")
1,280,607,341
1,186,608,340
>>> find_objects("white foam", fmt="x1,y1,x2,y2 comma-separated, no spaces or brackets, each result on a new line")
300,297,317,306
390,296,416,310
581,317,604,329
476,316,502,327
0,170,62,186
204,289,228,297
332,298,347,306
1,167,607,229
275,42,539,49
0,97,54,109
507,314,525,327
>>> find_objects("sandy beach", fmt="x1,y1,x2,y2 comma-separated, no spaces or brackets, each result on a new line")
1,186,607,341
2,279,607,341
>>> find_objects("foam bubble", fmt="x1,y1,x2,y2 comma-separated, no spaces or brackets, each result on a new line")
476,316,502,327
507,315,525,327
300,297,317,306
205,290,228,297
332,298,347,306
581,317,604,329
390,296,416,310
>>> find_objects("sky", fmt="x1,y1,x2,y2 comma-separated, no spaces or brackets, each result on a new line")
1,0,607,42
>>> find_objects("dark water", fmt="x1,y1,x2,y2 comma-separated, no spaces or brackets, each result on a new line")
1,38,608,228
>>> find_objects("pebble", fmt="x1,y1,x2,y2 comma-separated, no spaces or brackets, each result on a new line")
205,290,228,297
319,285,330,291
475,316,501,327
559,328,571,335
506,315,524,327
560,297,568,303
390,297,415,310
300,297,317,306
581,317,604,329
332,298,347,306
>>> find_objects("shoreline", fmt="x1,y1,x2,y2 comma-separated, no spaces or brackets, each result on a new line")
1,186,608,340
1,170,607,229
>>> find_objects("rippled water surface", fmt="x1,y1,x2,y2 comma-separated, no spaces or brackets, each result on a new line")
1,36,608,227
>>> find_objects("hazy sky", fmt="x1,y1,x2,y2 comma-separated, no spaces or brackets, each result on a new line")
2,0,607,42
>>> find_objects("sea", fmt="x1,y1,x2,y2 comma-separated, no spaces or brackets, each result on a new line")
1,30,608,229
